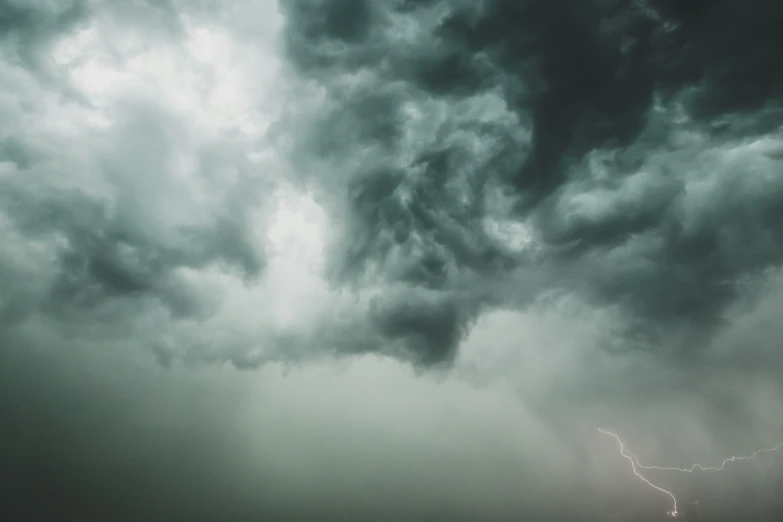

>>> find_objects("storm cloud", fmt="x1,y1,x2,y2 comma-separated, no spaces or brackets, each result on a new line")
279,0,783,360
1,0,782,520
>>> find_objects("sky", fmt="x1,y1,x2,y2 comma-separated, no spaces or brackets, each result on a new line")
1,0,782,520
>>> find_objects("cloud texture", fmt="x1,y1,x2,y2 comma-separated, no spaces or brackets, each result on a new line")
1,0,782,520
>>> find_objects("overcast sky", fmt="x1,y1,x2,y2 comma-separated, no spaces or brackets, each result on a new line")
1,1,782,521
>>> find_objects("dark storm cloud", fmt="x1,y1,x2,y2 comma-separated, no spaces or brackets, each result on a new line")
369,286,481,364
280,0,783,362
0,0,89,65
1,2,782,521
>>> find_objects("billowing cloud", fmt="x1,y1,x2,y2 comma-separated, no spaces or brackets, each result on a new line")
1,0,782,521
279,0,783,361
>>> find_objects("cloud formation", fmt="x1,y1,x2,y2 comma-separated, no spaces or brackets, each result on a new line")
279,0,783,361
1,0,782,520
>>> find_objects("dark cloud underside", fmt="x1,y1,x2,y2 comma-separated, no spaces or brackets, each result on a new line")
281,0,783,362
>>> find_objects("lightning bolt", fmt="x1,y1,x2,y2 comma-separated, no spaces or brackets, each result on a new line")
627,442,783,473
599,428,783,518
599,428,680,517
